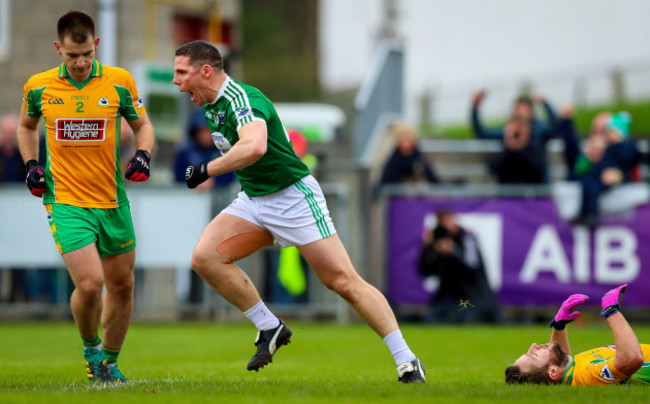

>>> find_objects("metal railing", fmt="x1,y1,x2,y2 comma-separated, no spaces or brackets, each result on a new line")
0,182,351,322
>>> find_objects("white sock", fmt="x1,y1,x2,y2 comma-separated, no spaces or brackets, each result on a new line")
383,330,417,366
243,300,280,331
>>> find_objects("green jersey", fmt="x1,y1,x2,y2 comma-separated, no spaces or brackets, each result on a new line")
203,76,310,196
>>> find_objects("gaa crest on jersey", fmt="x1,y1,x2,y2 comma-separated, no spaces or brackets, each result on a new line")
212,132,232,154
217,110,226,124
55,118,107,142
137,98,144,109
599,364,616,381
98,96,110,107
236,107,251,118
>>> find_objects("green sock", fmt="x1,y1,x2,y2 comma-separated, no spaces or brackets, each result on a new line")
82,335,101,349
103,344,121,365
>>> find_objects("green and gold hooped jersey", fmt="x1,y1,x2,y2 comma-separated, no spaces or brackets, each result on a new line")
203,76,310,197
22,60,145,209
562,344,650,386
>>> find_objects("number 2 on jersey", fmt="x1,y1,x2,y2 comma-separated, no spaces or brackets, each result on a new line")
76,102,84,113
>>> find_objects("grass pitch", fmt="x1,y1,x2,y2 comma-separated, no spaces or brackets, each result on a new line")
1,321,649,403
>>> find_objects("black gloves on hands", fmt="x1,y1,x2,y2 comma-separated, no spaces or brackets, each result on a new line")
125,150,151,181
185,163,210,189
25,160,46,197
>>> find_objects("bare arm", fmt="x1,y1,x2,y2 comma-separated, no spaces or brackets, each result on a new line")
550,329,571,356
206,121,267,176
126,112,155,155
16,108,41,163
609,312,644,375
549,293,589,356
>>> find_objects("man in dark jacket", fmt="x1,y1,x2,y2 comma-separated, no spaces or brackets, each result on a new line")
379,122,439,185
418,210,500,323
471,91,559,182
488,116,545,184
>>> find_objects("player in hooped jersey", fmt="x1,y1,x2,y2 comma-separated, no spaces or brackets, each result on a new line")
506,284,650,386
16,11,155,383
174,40,425,383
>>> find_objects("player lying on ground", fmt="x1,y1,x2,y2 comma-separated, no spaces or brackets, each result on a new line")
506,284,650,385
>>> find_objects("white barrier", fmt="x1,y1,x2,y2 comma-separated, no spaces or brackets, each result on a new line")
0,186,212,268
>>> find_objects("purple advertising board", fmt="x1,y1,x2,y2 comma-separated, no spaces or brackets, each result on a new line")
387,197,650,307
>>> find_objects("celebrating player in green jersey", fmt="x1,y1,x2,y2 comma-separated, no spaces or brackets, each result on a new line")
173,40,424,383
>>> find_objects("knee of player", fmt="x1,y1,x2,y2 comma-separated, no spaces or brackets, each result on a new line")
104,273,134,295
325,273,358,300
76,277,104,298
191,249,229,275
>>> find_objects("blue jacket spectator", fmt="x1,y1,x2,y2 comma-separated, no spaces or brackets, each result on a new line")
488,116,545,184
471,91,559,182
173,109,237,189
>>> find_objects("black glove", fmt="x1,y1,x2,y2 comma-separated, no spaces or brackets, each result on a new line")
124,149,151,181
25,159,46,197
185,163,210,189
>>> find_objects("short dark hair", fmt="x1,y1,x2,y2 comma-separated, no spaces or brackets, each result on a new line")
505,343,570,385
505,363,553,385
57,10,95,44
175,40,224,71
514,95,533,108
436,209,453,224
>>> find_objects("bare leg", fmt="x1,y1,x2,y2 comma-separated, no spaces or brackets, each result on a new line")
100,249,135,349
62,243,105,340
191,213,268,311
298,234,399,338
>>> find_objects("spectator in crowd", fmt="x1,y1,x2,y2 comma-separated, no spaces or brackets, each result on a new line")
418,209,500,323
379,122,439,186
173,109,237,191
0,114,25,183
557,106,609,182
488,116,545,184
559,108,641,225
580,112,641,225
471,90,559,182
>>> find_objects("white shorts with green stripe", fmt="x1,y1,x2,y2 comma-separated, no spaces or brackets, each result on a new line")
222,175,337,247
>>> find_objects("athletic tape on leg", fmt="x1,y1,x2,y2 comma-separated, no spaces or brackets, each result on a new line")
216,230,274,264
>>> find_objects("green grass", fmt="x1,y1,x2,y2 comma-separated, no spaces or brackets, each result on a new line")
1,322,649,403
